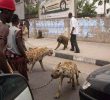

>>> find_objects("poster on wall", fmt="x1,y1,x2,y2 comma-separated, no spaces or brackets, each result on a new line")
39,0,75,19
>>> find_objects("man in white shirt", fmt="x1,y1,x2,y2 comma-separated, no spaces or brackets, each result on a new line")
68,12,80,53
6,14,28,81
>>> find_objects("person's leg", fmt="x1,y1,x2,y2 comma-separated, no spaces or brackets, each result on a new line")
19,62,29,81
0,56,12,73
21,60,29,81
70,35,74,51
15,57,29,81
72,34,80,53
21,68,29,81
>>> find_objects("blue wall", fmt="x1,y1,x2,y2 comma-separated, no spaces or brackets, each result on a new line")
29,18,106,37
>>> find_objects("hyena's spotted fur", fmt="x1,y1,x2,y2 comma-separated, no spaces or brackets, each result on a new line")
26,47,53,72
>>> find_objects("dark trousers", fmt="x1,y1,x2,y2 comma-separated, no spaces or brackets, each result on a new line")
0,56,11,73
9,57,28,81
5,50,29,81
70,34,80,52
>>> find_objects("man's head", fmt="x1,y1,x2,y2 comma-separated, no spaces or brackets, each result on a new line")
0,0,15,23
68,12,72,18
19,20,23,26
11,14,19,26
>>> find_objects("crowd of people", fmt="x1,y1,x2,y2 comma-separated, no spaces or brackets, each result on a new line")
0,0,29,81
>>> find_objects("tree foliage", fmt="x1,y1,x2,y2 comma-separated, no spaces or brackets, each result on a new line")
25,3,39,18
24,0,30,5
77,0,98,17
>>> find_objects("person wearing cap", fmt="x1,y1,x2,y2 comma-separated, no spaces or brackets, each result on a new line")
0,0,15,73
68,12,80,53
6,14,29,81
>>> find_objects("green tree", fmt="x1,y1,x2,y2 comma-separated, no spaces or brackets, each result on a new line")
77,0,86,15
77,0,97,17
25,3,39,18
24,0,30,5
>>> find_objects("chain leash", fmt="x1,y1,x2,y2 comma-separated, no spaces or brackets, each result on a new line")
31,78,53,90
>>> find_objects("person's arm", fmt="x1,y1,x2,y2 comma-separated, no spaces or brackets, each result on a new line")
16,30,26,57
70,18,76,35
71,27,75,35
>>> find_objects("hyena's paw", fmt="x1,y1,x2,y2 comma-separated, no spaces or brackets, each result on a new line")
54,92,61,99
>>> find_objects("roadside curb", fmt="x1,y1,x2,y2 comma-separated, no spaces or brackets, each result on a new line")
55,52,110,66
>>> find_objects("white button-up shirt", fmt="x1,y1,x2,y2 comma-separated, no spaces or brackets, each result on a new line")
70,17,79,35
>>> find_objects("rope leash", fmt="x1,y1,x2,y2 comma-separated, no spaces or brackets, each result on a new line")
31,78,53,90
24,39,54,90
31,72,86,90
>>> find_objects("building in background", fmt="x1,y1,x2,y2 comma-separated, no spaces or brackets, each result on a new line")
39,0,75,19
15,0,25,19
95,0,110,17
106,0,110,17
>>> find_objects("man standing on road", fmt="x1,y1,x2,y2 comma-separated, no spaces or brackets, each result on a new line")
68,12,80,53
0,0,15,73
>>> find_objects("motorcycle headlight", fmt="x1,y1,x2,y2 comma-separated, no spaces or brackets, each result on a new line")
82,81,91,90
